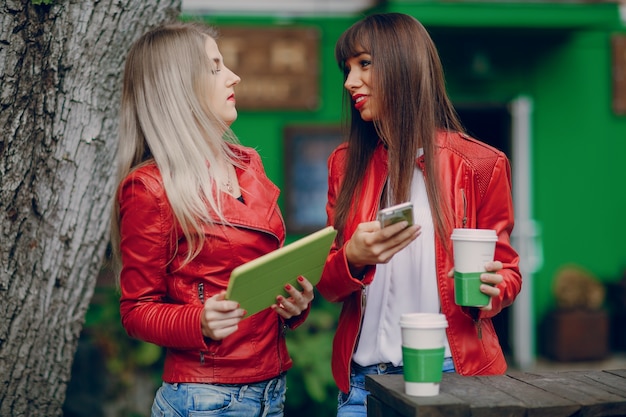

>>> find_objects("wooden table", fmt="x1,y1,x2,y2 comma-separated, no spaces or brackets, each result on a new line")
366,369,626,417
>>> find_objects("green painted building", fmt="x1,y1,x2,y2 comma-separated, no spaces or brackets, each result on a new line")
192,1,626,366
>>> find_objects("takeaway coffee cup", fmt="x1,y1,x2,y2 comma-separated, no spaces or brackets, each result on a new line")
400,313,448,396
450,228,498,307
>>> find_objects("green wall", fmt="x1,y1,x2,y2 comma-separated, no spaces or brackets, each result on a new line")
194,2,626,352
531,28,626,320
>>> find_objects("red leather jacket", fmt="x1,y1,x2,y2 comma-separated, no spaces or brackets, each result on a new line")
317,131,522,393
118,145,307,384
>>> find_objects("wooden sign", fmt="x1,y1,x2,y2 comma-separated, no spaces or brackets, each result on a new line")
217,26,320,110
612,34,626,116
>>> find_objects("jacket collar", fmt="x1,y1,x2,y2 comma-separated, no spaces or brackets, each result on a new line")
214,145,283,238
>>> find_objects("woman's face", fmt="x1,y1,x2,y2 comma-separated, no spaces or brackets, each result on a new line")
205,36,241,126
343,51,377,122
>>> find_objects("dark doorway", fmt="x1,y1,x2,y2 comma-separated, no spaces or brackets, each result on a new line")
456,103,511,157
455,103,513,356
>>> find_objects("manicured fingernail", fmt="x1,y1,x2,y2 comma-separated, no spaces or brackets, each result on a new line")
297,276,304,282
285,284,292,290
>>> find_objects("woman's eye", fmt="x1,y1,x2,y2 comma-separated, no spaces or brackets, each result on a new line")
360,60,371,68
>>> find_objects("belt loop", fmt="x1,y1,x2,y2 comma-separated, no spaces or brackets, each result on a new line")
238,384,249,401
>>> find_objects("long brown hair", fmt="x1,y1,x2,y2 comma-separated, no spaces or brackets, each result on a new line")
334,13,464,242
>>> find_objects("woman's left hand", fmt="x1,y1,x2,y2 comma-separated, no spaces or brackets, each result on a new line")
478,261,504,311
271,276,314,319
447,261,504,311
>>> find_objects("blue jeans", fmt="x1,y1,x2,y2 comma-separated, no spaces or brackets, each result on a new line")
336,358,455,417
151,374,286,417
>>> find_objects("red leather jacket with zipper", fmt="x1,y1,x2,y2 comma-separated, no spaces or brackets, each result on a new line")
118,145,307,384
317,131,522,394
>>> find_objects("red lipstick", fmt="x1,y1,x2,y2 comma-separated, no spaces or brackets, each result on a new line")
353,94,367,110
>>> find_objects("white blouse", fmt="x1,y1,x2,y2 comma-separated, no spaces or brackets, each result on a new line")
353,164,451,367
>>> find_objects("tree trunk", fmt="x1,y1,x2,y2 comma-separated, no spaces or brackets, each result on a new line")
0,1,180,415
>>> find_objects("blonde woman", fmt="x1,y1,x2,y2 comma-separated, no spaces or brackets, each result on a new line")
110,22,314,417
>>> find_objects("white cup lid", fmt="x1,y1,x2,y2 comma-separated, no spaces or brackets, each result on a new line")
450,228,497,242
400,313,448,329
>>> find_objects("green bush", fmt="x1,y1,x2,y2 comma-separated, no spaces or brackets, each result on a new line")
285,294,340,416
68,279,340,416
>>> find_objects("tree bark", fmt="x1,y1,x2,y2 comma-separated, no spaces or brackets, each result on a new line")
0,1,180,415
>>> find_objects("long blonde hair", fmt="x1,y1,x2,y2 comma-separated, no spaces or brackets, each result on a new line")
110,22,240,276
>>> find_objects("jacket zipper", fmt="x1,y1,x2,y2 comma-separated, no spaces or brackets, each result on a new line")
198,282,205,303
469,305,483,339
340,165,386,391
361,285,367,311
198,283,206,365
344,172,384,383
277,319,286,374
347,285,366,372
461,188,468,228
356,168,385,339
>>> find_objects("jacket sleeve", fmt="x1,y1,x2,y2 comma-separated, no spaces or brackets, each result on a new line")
476,153,522,320
317,146,374,303
283,307,311,330
118,174,208,351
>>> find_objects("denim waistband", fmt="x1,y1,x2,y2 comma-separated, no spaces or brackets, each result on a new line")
351,361,403,375
351,357,455,375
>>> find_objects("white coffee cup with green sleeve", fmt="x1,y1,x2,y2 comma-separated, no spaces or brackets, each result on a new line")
450,228,498,307
399,313,448,396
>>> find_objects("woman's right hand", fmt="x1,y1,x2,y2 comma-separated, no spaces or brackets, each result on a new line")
201,291,247,340
345,220,421,276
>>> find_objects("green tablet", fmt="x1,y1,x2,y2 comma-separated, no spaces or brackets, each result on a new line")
226,226,337,317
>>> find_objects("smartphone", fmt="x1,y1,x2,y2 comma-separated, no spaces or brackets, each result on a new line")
377,202,414,228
